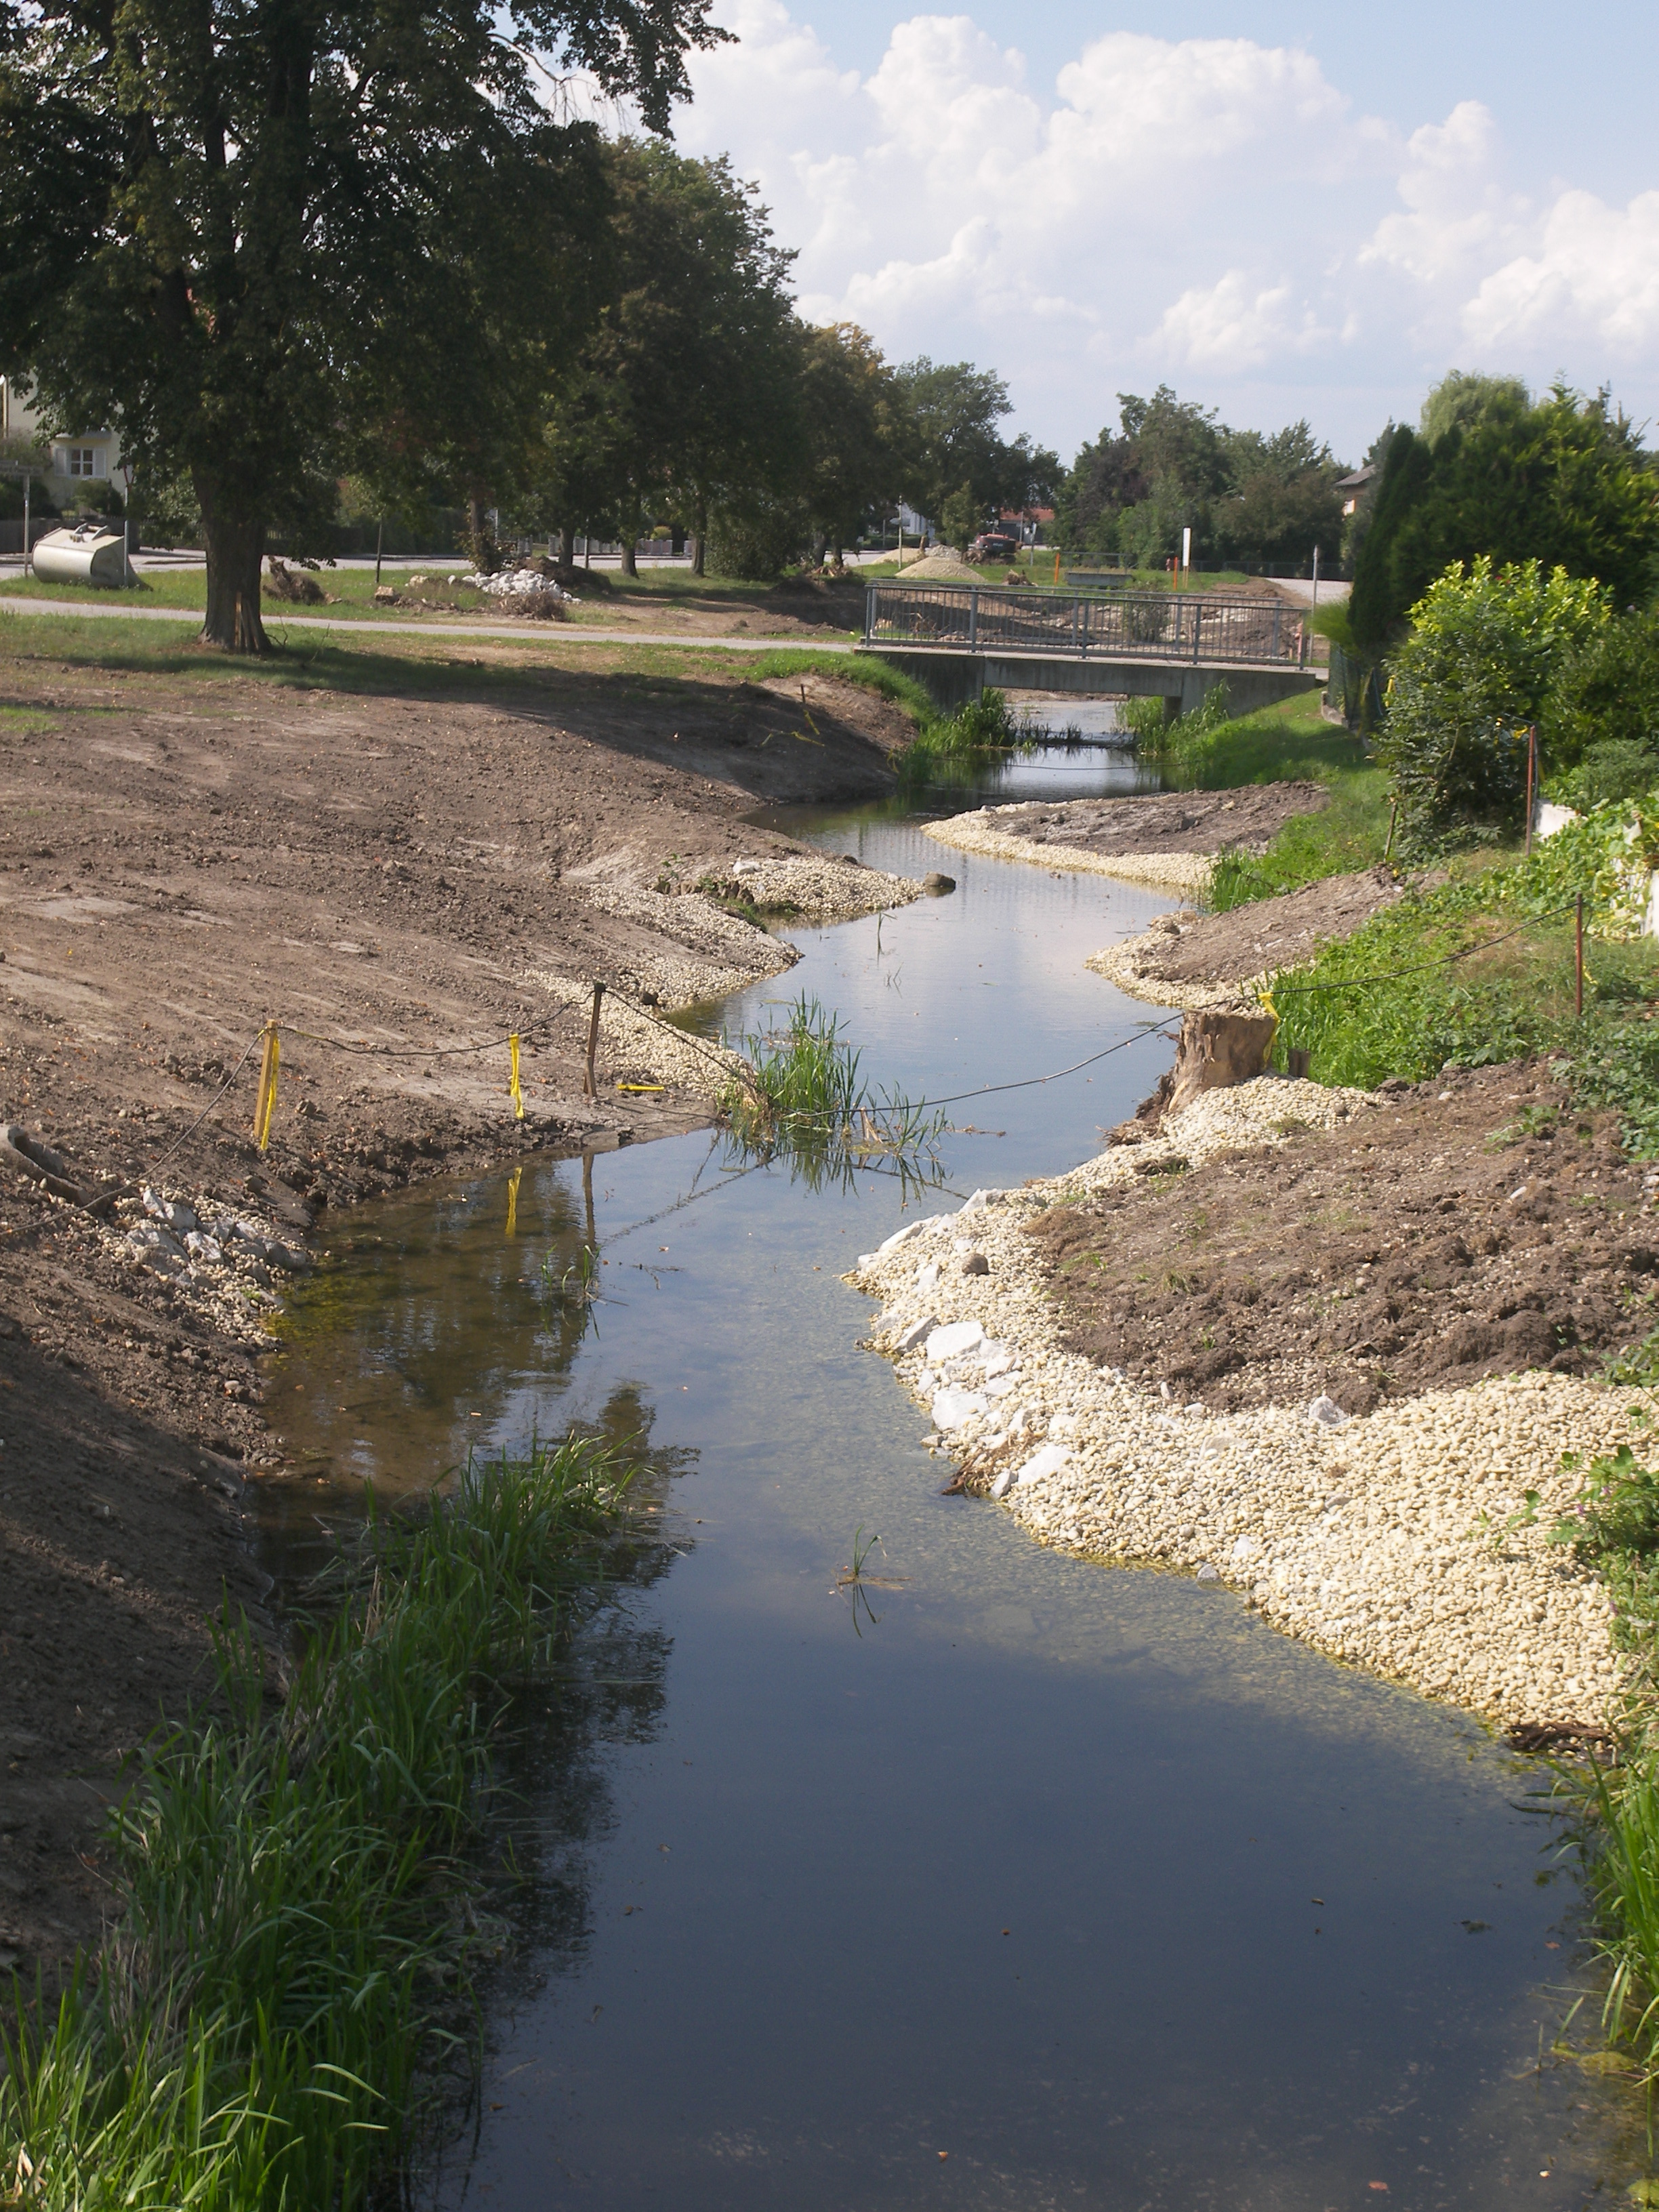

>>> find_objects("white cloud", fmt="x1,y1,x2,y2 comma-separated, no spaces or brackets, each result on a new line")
650,7,1659,455
1463,189,1659,355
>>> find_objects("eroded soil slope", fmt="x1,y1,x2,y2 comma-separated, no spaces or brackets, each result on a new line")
0,640,912,1975
1029,1063,1656,1416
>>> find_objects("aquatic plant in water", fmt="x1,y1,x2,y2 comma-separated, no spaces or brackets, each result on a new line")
716,993,946,1191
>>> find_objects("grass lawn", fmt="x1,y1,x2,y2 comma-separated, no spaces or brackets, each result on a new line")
0,604,921,713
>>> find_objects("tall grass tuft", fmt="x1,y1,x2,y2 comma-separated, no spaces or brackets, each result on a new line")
0,1437,634,2209
898,688,1022,778
717,993,945,1191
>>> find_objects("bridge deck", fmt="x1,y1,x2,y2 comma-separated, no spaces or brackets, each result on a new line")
862,580,1316,673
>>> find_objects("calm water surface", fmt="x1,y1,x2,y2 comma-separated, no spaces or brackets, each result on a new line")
269,745,1631,2209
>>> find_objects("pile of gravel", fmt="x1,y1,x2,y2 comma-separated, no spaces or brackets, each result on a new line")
848,1074,1634,1727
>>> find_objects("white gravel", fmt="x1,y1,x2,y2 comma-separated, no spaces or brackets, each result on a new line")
1086,916,1258,1011
723,853,923,924
924,808,1214,897
583,884,800,1006
848,1075,1635,1728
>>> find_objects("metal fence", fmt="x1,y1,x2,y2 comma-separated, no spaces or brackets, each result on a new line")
863,582,1316,668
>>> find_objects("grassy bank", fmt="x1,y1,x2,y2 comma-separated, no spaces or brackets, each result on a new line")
1126,684,1393,911
0,1438,636,2207
1260,805,1659,1125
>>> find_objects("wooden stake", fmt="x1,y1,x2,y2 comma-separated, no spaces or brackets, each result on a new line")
1524,724,1537,857
1383,793,1399,865
1576,893,1585,1019
583,981,605,1098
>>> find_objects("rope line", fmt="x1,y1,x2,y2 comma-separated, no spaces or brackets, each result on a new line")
1265,900,1581,1000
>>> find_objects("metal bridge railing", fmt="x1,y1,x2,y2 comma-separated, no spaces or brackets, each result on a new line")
862,582,1312,668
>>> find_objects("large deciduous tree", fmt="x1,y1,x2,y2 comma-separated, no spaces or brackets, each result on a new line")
539,138,799,578
0,0,725,647
893,359,1058,536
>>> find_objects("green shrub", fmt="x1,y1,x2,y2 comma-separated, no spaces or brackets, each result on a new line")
1377,556,1609,853
1544,607,1659,772
1549,739,1659,813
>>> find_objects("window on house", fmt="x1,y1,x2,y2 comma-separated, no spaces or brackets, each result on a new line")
66,447,100,478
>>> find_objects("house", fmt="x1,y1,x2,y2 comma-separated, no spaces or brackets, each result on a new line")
0,377,123,491
1334,464,1375,520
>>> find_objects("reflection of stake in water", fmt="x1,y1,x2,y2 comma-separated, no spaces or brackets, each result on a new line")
716,993,947,1195
835,1525,907,1637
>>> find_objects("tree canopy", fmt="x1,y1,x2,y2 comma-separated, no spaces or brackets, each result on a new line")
1350,383,1659,655
1055,387,1344,572
0,0,726,643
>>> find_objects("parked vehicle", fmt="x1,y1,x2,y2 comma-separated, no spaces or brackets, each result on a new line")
969,529,1019,562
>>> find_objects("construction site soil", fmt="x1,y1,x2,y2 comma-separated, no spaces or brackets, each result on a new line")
958,781,1328,859
1090,866,1416,1007
1030,1061,1656,1417
0,636,914,1975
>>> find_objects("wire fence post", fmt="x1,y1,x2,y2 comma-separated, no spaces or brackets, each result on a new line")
583,982,605,1099
1524,724,1538,858
1576,893,1585,1019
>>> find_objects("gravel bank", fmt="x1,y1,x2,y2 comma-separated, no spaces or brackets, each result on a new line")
924,811,1214,896
848,1076,1633,1727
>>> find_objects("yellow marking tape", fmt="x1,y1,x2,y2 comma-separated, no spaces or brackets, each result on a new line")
508,1033,524,1122
253,1024,280,1151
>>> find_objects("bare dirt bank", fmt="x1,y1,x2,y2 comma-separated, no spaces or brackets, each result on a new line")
924,785,1328,897
0,636,922,1974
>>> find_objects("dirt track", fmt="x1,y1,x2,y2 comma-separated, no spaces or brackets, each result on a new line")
0,634,914,1975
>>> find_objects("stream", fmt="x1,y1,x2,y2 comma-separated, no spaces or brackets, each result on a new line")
268,734,1632,2208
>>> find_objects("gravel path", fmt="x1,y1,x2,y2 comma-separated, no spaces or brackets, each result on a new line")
0,597,859,651
849,1076,1633,1729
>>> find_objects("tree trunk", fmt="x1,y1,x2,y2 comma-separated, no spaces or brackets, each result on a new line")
691,495,707,579
559,524,575,568
198,493,269,653
621,539,638,579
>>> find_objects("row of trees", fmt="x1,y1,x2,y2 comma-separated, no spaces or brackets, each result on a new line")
1054,388,1349,573
512,141,1056,579
0,0,1052,654
1341,373,1659,852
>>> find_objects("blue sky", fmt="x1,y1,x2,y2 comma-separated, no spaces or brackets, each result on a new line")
652,0,1659,465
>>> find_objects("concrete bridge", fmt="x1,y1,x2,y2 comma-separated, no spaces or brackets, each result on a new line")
857,580,1326,716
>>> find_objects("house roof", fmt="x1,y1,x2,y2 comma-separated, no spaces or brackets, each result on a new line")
1334,464,1376,491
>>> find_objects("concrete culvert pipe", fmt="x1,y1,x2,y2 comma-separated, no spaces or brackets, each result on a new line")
32,525,134,587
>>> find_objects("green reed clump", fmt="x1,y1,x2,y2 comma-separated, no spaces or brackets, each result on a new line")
899,687,1021,776
718,994,945,1189
0,1437,633,2210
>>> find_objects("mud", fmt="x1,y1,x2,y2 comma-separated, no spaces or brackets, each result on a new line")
1027,1062,1656,1417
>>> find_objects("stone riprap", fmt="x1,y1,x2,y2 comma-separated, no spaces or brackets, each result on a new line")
924,810,1214,897
848,1076,1633,1727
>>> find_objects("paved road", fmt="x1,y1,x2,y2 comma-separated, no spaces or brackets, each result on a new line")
1273,577,1351,607
0,595,857,651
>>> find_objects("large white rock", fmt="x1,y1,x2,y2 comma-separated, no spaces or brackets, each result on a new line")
1307,1394,1348,1428
878,1218,926,1255
926,1319,985,1362
933,1387,987,1431
893,1314,939,1354
1015,1442,1071,1488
